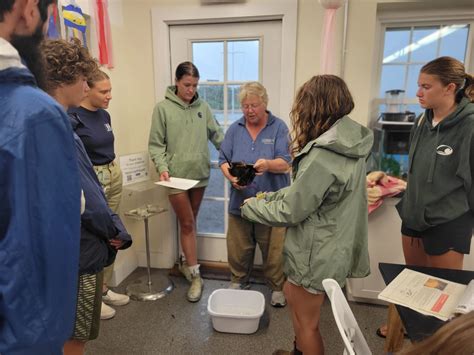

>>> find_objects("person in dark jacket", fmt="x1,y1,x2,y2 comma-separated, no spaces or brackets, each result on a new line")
378,57,474,338
397,56,473,268
41,38,132,355
0,2,82,354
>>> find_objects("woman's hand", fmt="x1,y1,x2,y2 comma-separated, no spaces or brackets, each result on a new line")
231,177,246,190
220,162,246,189
254,159,269,176
160,171,170,181
109,238,124,250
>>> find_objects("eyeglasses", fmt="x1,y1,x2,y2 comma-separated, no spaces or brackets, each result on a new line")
242,103,262,111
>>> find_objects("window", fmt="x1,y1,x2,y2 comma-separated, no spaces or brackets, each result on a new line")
378,23,470,116
192,39,260,236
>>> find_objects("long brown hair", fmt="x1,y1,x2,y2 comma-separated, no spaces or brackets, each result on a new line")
399,312,474,355
290,75,354,156
421,56,474,103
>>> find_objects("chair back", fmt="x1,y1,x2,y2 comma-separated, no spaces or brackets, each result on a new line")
322,279,372,355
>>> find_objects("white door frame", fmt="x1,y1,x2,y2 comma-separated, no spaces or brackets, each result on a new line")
151,0,298,122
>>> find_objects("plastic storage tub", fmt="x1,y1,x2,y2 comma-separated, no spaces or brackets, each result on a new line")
207,289,265,334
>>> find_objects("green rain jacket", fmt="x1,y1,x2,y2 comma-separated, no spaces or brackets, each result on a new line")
148,86,224,180
241,116,373,291
397,97,474,231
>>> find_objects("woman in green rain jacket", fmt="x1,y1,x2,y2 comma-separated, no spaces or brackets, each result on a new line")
241,75,373,355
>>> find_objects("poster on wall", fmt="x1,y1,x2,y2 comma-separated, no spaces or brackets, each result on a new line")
119,152,150,186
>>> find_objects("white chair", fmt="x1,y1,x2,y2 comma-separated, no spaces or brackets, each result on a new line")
322,279,372,355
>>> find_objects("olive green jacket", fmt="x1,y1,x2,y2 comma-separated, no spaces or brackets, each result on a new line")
148,86,224,180
241,116,373,291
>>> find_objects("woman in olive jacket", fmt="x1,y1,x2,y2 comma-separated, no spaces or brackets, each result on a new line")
241,75,373,355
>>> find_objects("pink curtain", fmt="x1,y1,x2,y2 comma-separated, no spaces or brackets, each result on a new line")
94,0,114,69
320,8,338,74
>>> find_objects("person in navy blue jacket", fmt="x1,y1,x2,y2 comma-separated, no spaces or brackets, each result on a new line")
0,2,82,355
41,38,132,355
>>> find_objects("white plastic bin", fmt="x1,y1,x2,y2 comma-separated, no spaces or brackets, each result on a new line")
207,289,265,334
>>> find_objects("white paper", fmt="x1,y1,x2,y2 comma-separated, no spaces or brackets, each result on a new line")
155,177,199,190
453,280,474,315
378,268,467,321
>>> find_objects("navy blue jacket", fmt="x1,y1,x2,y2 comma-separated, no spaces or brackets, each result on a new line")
0,40,81,354
70,114,132,274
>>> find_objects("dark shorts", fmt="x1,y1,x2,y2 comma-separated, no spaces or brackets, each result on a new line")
71,272,104,341
401,212,473,255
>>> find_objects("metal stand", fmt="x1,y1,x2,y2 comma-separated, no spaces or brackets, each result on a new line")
125,206,174,301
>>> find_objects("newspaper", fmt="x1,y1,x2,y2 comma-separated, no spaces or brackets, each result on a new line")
378,268,474,321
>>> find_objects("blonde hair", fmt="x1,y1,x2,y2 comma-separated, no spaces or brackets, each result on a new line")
239,82,268,106
399,312,474,355
290,75,354,156
87,70,109,88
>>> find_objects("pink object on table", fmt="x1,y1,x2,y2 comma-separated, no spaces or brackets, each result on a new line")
367,175,406,214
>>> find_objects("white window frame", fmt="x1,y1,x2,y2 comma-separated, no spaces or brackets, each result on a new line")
371,9,474,124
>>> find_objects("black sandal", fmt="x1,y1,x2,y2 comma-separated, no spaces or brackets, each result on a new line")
376,327,408,339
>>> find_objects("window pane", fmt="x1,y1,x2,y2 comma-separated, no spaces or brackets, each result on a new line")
227,85,242,127
380,65,406,97
204,165,224,197
227,40,259,81
197,199,225,234
214,111,225,127
208,141,219,162
410,26,439,62
439,25,469,61
193,42,224,82
198,85,223,111
383,27,411,64
406,64,423,98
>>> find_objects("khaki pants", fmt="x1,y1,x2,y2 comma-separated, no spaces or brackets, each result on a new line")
93,161,123,284
93,161,123,213
227,214,285,291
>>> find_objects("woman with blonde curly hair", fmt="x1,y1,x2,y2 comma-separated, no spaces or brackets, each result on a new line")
242,75,373,354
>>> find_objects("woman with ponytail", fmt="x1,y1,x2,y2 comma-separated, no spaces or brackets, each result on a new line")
397,56,474,271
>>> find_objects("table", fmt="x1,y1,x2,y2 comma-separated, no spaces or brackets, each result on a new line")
124,205,174,301
379,262,474,342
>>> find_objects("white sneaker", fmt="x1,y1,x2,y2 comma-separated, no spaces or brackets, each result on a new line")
100,302,116,320
187,275,203,302
103,289,130,306
271,291,287,307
